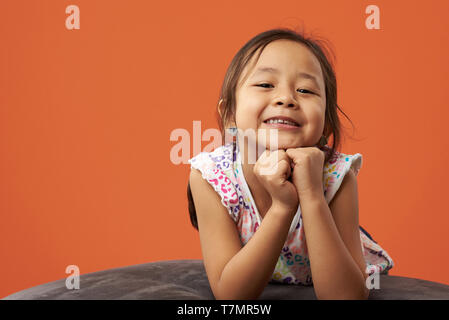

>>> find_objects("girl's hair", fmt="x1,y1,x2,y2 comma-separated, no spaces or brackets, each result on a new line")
187,27,354,230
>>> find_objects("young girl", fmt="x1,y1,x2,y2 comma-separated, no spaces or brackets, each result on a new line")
187,28,394,300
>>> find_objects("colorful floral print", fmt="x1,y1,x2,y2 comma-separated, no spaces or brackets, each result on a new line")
188,142,394,285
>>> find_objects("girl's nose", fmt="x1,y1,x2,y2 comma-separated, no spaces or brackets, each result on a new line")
275,94,298,108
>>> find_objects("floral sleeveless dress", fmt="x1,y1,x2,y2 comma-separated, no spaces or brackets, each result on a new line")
188,141,394,285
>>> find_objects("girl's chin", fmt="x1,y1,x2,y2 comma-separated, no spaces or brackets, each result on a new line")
264,142,304,150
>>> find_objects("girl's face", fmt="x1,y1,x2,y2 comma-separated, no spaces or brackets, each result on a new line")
234,39,326,151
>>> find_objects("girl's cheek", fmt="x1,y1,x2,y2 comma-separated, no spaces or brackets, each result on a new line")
309,107,326,128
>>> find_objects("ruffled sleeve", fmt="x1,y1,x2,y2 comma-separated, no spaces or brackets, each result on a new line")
188,146,241,223
361,232,395,275
323,150,363,204
322,149,394,275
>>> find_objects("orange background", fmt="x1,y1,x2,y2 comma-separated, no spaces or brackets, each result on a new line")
1,0,448,298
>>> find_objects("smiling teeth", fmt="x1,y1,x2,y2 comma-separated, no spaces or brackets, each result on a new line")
266,119,299,126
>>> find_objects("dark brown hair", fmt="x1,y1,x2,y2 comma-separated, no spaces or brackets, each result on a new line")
187,27,354,230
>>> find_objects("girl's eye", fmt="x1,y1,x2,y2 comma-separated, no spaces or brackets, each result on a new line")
256,84,314,94
297,89,314,94
256,83,273,88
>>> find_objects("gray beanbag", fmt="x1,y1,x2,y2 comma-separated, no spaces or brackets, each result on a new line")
3,260,449,300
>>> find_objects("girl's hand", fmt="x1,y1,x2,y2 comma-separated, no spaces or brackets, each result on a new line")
285,147,326,200
253,149,299,214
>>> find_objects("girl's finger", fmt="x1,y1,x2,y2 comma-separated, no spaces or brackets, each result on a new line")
257,150,271,166
260,149,270,159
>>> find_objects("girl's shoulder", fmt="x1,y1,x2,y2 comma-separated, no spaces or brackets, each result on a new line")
188,142,241,223
322,146,363,203
188,142,235,179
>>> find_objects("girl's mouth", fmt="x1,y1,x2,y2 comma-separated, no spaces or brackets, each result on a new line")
262,119,302,130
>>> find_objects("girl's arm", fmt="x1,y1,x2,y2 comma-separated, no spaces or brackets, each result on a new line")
300,169,369,300
219,204,294,300
189,168,295,300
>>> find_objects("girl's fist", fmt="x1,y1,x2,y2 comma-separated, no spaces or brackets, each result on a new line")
285,147,326,199
253,149,299,213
